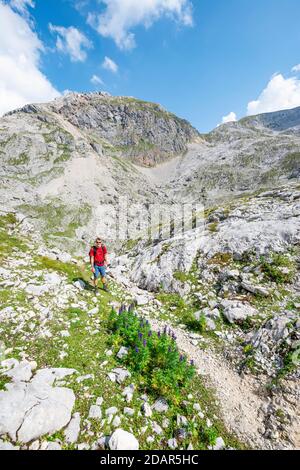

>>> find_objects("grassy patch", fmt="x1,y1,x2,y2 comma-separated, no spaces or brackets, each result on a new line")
19,201,92,243
207,222,219,233
281,152,300,171
0,213,17,229
260,253,296,284
0,376,11,391
0,229,30,263
207,252,233,266
33,256,86,283
8,153,29,166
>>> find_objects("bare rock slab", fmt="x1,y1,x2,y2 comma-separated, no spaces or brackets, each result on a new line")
0,363,76,444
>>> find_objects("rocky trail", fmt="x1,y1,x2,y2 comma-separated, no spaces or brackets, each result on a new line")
0,93,300,451
1,182,300,450
148,317,299,450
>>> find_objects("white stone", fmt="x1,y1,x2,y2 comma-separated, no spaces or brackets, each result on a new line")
117,347,129,359
64,413,81,443
168,438,178,450
74,280,86,290
88,405,102,420
45,442,62,450
0,439,20,450
105,407,118,416
88,307,99,316
141,402,152,417
112,416,121,427
108,429,139,450
221,300,258,324
58,253,72,264
152,397,169,413
111,368,131,384
124,408,134,416
213,437,225,450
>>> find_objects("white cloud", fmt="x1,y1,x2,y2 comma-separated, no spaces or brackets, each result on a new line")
49,23,93,62
102,56,118,73
91,74,104,86
222,111,237,124
9,0,34,15
0,2,59,116
87,0,193,50
291,64,300,73
247,73,300,115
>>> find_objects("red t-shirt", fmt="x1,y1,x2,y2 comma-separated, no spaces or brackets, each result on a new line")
89,245,107,266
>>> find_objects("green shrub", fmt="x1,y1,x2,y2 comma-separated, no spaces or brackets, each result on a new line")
107,308,195,403
208,222,219,233
200,426,218,446
260,254,296,284
208,252,233,266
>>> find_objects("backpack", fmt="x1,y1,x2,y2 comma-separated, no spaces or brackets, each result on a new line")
90,244,106,262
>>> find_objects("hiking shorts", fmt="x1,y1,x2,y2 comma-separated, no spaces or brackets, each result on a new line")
94,265,106,279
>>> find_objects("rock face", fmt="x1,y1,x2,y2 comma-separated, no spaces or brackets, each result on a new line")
0,361,76,444
129,230,203,292
45,93,200,166
0,92,299,255
114,186,300,293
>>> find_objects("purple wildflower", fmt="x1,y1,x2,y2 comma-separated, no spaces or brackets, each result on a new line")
180,354,185,362
135,346,139,353
157,331,161,338
138,332,143,340
148,331,152,337
190,360,195,366
143,339,147,347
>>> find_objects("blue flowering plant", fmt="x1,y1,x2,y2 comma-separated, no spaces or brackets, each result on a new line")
107,307,195,402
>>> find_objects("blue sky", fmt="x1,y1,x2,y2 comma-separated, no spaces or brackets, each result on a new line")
1,0,300,132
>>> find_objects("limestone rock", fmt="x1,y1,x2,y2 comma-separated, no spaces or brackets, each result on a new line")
108,429,139,450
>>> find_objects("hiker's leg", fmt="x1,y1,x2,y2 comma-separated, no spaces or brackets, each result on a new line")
94,266,100,288
100,266,108,290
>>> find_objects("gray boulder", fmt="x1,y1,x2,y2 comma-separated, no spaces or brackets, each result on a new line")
0,364,76,443
221,300,258,324
108,429,139,450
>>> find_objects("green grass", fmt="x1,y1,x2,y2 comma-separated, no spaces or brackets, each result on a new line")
8,152,29,166
207,222,219,233
0,213,17,229
173,271,190,283
207,252,233,266
260,253,296,284
0,376,11,391
0,229,30,263
0,220,246,450
33,256,86,283
19,201,92,243
281,152,300,171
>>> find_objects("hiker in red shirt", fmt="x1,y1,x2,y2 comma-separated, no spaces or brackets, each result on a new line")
89,237,109,293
